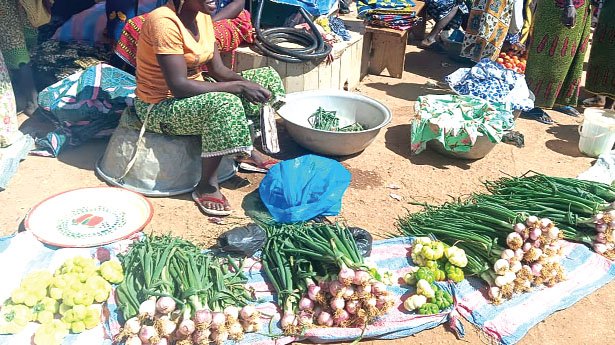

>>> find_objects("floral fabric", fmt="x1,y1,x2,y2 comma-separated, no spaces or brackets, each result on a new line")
410,94,514,154
445,58,534,111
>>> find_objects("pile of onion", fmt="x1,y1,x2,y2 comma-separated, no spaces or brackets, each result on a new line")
115,296,261,345
592,210,615,260
488,216,565,304
280,267,394,334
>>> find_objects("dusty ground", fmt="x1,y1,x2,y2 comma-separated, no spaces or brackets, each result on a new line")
1,40,614,344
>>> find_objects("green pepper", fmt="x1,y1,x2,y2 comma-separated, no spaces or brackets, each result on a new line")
421,241,445,260
433,268,446,281
418,302,440,315
415,267,435,284
425,260,439,271
430,289,453,310
445,262,465,283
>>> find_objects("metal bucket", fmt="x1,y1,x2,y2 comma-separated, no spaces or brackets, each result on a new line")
96,109,237,197
277,90,392,156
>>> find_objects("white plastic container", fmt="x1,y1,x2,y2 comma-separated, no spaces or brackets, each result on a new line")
578,108,615,158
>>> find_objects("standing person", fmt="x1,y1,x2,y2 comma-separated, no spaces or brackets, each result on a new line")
521,0,592,123
459,0,515,62
134,0,285,216
0,0,52,115
0,51,19,148
585,0,615,110
420,0,468,48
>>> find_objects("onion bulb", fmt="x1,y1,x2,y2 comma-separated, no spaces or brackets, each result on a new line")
177,319,195,337
138,298,157,319
155,297,176,315
317,311,333,327
353,270,371,286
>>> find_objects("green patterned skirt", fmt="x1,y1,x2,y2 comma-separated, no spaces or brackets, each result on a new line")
0,0,38,69
585,0,615,98
134,67,285,158
524,0,591,108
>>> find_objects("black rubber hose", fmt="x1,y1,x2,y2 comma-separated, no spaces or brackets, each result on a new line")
252,0,332,63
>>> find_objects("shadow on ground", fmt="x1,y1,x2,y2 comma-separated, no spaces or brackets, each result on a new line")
545,124,584,157
364,82,451,102
385,124,473,170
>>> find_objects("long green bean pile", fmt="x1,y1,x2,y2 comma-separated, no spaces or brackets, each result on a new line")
395,173,615,303
261,223,393,334
115,234,259,344
307,107,365,132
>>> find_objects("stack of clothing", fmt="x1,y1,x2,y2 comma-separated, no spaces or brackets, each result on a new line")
357,0,421,31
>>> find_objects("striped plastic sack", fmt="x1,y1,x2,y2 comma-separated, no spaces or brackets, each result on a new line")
454,241,615,345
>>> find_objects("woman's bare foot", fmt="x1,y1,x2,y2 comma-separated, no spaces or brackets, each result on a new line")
419,37,437,49
192,185,232,216
237,150,279,173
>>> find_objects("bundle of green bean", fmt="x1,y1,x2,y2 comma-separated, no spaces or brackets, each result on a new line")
307,107,365,132
262,223,393,335
115,234,259,345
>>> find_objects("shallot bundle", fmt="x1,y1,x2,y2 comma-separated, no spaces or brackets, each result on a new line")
116,297,261,345
592,209,615,260
487,216,565,304
262,223,393,335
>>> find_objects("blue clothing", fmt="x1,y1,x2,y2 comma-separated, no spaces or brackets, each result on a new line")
425,0,467,30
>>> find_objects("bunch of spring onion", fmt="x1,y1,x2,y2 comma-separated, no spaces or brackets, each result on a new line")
0,256,122,345
395,200,512,278
485,216,565,304
115,234,260,345
308,107,366,132
592,209,615,260
262,223,394,334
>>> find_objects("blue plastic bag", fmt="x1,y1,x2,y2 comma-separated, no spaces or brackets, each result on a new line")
259,155,352,223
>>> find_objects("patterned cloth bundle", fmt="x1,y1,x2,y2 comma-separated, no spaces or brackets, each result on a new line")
357,0,422,31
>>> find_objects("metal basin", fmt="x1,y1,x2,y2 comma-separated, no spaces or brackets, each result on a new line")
96,108,237,197
277,90,392,156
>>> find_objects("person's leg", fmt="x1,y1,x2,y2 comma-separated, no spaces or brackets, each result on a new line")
13,63,38,115
135,92,252,213
421,6,459,47
605,97,614,110
198,155,228,212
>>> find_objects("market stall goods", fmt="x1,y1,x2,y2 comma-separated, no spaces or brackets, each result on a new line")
402,239,464,313
115,234,260,345
395,173,615,303
262,223,394,334
0,256,124,345
496,51,526,74
308,107,366,132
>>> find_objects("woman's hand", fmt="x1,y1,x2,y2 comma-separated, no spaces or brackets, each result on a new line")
239,81,271,104
562,5,577,28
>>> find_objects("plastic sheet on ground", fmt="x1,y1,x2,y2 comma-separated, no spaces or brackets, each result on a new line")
577,150,615,185
0,231,136,345
0,233,457,344
453,241,615,345
0,134,34,190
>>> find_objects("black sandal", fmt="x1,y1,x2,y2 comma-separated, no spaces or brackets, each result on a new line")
520,108,554,124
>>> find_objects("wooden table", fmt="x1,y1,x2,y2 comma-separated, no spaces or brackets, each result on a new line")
364,1,426,79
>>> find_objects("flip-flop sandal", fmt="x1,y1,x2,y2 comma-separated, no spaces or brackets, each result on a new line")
553,105,581,117
238,159,279,174
192,191,232,216
520,108,554,124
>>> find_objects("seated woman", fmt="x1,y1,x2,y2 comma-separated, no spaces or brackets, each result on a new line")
135,0,285,216
420,0,467,48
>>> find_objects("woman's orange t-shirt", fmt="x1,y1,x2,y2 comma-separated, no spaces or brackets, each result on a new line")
136,3,215,104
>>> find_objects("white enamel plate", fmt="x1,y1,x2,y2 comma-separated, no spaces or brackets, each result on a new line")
25,187,153,247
